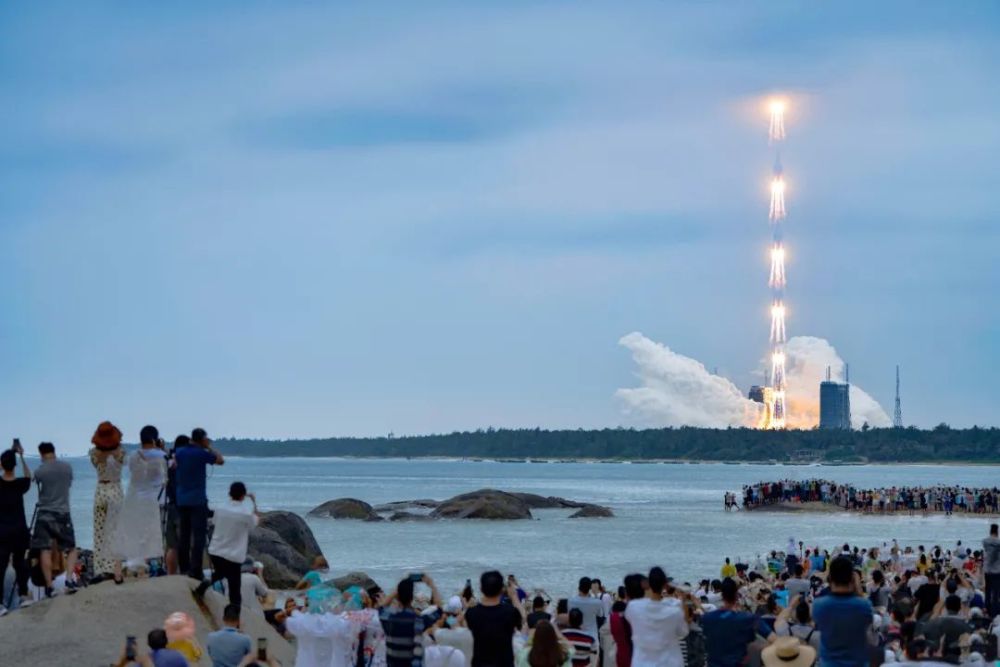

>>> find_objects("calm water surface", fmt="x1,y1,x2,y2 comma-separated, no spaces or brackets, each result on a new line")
39,457,1000,596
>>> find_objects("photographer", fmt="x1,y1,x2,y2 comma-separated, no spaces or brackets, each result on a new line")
175,428,224,580
0,439,32,608
195,481,258,608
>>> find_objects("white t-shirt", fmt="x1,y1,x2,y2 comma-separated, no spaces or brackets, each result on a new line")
425,645,466,667
569,595,605,636
624,597,688,667
434,627,474,667
208,499,258,564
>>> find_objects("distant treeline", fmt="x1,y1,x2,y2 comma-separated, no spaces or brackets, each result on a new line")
213,425,1000,463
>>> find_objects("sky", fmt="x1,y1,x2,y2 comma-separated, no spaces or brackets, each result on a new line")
1,2,998,454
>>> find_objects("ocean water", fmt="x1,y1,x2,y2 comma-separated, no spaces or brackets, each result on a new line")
33,457,1000,597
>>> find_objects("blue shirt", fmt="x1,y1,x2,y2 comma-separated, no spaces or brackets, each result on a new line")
206,627,251,667
151,648,189,667
701,609,757,667
174,445,217,507
812,592,873,667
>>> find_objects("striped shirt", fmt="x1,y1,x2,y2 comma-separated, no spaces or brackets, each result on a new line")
561,629,597,667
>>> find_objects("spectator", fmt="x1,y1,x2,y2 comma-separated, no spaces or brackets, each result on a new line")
624,567,689,667
296,556,331,590
610,574,643,667
921,594,972,661
427,596,473,667
465,570,524,667
773,597,821,651
786,565,810,600
527,596,552,629
207,604,252,667
721,559,737,579
89,421,125,584
115,425,168,574
227,560,270,615
562,608,597,667
145,628,189,667
287,586,354,667
31,442,79,596
913,570,940,620
380,575,442,667
0,442,32,608
516,619,570,667
761,637,816,667
982,524,1000,617
568,577,603,637
162,435,188,576
701,578,759,667
195,482,259,607
175,428,223,580
812,556,873,667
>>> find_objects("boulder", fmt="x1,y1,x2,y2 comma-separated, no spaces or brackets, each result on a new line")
373,499,440,513
509,492,588,509
568,504,614,518
432,489,533,520
331,571,379,591
388,511,435,522
309,498,383,521
248,510,324,589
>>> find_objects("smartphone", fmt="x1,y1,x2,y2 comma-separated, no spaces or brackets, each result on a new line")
125,636,137,661
12,438,21,454
257,637,267,661
408,573,424,583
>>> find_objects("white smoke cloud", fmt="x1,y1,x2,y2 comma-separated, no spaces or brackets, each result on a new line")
615,332,763,428
617,332,891,429
784,336,892,429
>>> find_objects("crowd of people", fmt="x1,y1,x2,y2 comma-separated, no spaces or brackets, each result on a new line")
739,480,1000,515
7,431,1000,667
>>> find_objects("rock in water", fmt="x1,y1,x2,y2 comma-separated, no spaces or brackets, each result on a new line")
248,510,325,588
568,504,614,518
331,571,379,591
308,498,384,521
432,489,533,520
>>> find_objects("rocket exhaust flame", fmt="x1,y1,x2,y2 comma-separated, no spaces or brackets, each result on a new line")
763,97,788,429
769,177,786,220
768,99,786,143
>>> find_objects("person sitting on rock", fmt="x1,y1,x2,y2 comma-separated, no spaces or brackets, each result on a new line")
297,555,331,590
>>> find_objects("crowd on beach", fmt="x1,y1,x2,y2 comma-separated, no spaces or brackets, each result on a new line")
6,428,1000,667
738,480,1000,515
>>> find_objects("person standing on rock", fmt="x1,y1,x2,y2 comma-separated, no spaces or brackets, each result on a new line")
196,481,258,607
114,425,168,575
175,427,223,580
31,441,80,596
89,421,126,584
0,441,32,607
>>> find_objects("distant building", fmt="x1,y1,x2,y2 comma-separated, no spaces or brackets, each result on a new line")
819,381,851,430
748,385,767,403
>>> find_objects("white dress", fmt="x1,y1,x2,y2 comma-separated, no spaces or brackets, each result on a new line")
114,448,167,567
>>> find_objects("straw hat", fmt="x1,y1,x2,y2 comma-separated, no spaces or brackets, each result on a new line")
91,421,123,451
762,637,816,667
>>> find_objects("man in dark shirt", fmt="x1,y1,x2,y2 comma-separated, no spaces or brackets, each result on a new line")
380,574,442,667
702,578,761,667
174,428,223,580
922,595,973,660
464,570,524,667
526,595,551,629
0,443,32,604
914,570,941,620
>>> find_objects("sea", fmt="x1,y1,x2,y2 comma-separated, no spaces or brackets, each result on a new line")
33,457,1000,597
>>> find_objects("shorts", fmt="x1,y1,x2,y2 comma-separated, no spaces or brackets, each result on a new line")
163,504,180,549
31,511,76,550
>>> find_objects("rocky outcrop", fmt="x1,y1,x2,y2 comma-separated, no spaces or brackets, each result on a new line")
510,492,590,509
249,510,324,588
388,511,435,522
431,489,533,520
569,504,614,518
373,499,440,512
308,498,383,521
331,571,379,591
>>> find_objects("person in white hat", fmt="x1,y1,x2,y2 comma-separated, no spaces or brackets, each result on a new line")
761,637,817,667
426,595,473,667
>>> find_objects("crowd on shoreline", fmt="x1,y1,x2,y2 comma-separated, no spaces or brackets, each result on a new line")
738,480,1000,515
7,426,1000,667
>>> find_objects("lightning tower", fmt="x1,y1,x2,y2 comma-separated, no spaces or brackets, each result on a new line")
893,365,903,428
765,99,788,429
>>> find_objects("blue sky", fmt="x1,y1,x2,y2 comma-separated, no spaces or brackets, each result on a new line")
1,2,997,453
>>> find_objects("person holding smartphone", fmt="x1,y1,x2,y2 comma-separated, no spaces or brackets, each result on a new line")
0,439,32,608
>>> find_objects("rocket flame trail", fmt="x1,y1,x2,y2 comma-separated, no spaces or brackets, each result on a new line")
763,97,789,429
769,176,786,220
769,244,786,288
769,99,786,143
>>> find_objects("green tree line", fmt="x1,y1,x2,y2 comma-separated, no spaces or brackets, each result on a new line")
213,425,1000,463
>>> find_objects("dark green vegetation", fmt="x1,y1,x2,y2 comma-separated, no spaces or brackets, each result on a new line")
215,425,1000,463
